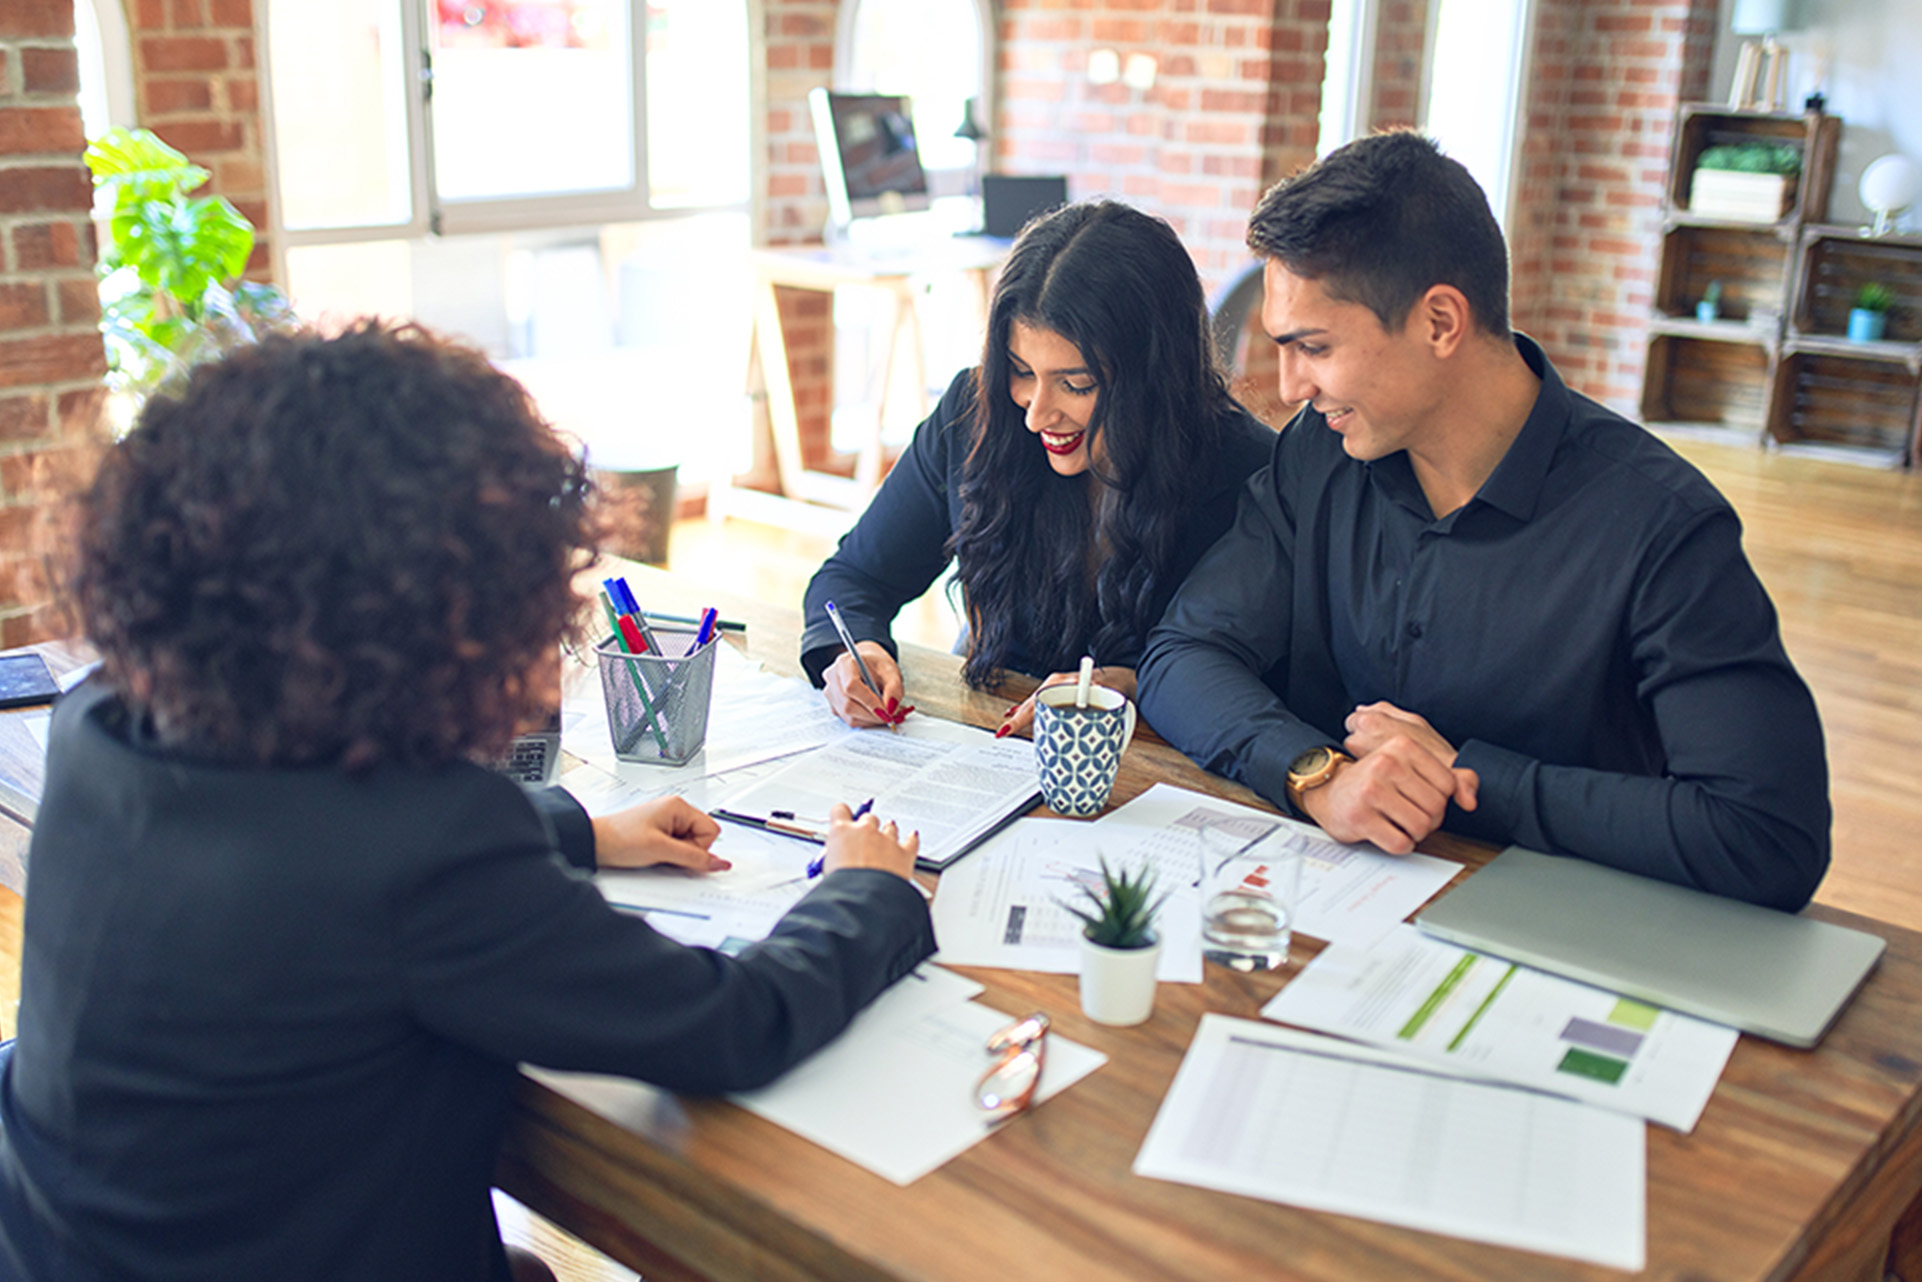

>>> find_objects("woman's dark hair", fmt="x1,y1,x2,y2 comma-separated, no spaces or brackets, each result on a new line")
949,200,1236,688
1247,129,1512,337
73,320,597,770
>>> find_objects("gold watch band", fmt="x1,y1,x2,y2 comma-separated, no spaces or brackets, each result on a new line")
1286,746,1351,808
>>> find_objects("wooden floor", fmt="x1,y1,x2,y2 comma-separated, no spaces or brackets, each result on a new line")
0,435,1917,1281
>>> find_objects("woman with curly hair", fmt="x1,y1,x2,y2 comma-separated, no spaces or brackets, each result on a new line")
800,200,1275,734
0,321,932,1282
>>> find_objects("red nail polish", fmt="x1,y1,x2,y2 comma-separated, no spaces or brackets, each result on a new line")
1005,706,1018,717
896,705,916,720
884,697,899,715
995,724,1011,739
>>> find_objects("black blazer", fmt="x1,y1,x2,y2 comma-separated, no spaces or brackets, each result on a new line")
0,681,934,1281
800,368,1276,684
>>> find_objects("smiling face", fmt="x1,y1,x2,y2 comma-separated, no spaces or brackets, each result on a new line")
1260,259,1445,463
1007,320,1101,477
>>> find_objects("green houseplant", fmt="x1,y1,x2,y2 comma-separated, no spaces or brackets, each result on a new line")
1696,142,1803,176
1850,282,1896,342
1697,279,1723,322
1690,142,1802,223
1064,859,1168,1025
83,127,293,408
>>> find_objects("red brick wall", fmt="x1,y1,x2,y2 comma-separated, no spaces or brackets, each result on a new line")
753,0,837,483
1369,0,1427,129
1509,0,1717,411
0,1,273,641
128,0,272,279
0,1,108,645
995,0,1326,293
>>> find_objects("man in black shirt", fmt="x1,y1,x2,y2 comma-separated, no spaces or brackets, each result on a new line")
1137,131,1829,910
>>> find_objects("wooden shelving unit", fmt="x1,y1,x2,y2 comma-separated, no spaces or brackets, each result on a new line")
1768,226,1922,463
1640,105,1843,447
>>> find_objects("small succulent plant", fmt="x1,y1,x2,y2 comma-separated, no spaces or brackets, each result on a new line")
1063,858,1167,950
1857,282,1897,314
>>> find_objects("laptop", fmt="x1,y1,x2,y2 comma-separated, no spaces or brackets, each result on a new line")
980,175,1069,239
1414,847,1885,1048
493,710,561,789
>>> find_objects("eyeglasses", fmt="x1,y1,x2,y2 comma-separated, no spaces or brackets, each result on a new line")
975,1011,1050,1124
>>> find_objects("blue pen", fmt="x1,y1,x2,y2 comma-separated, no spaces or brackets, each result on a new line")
605,577,663,653
602,577,638,615
811,799,875,879
686,606,718,655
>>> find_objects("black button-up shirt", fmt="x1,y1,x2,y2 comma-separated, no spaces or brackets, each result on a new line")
1139,336,1829,909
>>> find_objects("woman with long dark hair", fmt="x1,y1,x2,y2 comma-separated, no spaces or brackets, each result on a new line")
0,321,931,1281
801,200,1274,734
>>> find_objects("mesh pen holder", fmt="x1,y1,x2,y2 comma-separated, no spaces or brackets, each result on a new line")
595,628,718,766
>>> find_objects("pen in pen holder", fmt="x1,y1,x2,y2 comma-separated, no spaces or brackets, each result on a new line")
595,625,720,766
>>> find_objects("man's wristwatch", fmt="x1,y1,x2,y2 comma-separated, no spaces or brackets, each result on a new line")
1286,745,1352,809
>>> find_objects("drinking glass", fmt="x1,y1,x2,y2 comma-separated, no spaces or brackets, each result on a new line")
1198,824,1300,972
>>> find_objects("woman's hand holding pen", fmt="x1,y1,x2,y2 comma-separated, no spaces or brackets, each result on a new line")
995,665,1137,739
821,801,920,881
823,642,911,729
592,797,730,873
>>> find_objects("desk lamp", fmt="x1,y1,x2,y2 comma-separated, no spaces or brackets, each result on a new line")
1860,154,1921,237
954,97,986,201
1728,0,1791,111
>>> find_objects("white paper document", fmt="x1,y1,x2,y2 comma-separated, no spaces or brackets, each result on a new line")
1135,1015,1646,1271
1091,784,1462,948
1262,924,1739,1132
929,818,1204,982
558,744,796,824
730,966,1108,1185
594,816,821,949
716,717,1041,870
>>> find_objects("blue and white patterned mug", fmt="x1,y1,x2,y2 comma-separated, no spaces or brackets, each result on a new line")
1034,685,1138,817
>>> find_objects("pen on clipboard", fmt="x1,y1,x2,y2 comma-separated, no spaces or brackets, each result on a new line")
823,600,901,731
713,808,828,845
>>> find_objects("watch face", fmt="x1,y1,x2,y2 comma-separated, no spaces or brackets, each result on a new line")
1290,745,1334,777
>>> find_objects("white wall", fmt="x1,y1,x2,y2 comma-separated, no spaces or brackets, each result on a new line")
1713,0,1922,228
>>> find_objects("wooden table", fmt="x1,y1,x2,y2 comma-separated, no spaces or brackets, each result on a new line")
5,574,1920,1281
0,639,94,895
492,565,1922,1282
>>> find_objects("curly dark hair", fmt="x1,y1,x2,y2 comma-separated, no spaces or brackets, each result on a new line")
1246,130,1512,337
949,200,1237,688
73,320,598,770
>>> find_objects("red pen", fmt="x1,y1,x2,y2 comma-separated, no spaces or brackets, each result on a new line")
617,614,650,654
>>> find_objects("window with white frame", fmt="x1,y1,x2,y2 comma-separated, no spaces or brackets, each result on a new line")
1422,0,1536,230
838,0,991,197
265,0,748,243
1317,0,1380,157
262,1,756,483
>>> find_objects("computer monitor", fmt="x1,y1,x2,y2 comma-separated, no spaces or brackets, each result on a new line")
810,89,931,229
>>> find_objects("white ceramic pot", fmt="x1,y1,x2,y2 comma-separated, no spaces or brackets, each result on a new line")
1078,932,1162,1026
